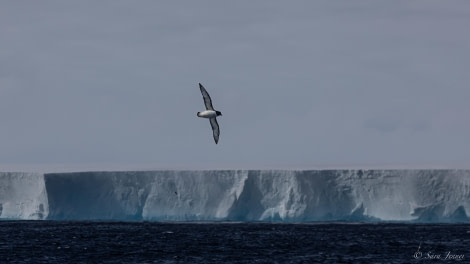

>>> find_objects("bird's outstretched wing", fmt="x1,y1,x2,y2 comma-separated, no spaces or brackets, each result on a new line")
199,83,214,110
209,117,220,144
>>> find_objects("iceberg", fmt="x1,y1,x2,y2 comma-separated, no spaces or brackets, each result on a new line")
0,170,469,222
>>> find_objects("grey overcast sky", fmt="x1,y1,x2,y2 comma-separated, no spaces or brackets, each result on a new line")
1,1,470,170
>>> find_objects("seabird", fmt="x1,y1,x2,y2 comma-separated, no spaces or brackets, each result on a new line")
197,83,222,144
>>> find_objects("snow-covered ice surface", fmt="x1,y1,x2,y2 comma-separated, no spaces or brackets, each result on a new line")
1,170,469,222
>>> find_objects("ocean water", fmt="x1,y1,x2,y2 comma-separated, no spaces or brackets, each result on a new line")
1,221,468,263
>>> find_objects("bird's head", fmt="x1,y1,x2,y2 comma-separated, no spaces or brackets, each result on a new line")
216,111,222,116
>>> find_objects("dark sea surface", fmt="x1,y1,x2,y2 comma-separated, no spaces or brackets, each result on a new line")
0,221,468,263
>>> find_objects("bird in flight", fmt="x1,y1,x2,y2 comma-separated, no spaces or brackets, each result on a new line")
197,83,222,144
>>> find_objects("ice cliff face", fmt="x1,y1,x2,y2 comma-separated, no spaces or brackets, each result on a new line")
1,170,469,222
44,170,248,221
0,172,48,220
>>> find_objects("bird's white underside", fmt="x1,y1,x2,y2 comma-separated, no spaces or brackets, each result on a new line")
197,110,217,118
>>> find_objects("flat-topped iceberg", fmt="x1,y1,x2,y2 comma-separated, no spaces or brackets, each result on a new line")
0,170,469,222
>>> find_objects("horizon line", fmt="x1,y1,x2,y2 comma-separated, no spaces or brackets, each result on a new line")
1,162,470,173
